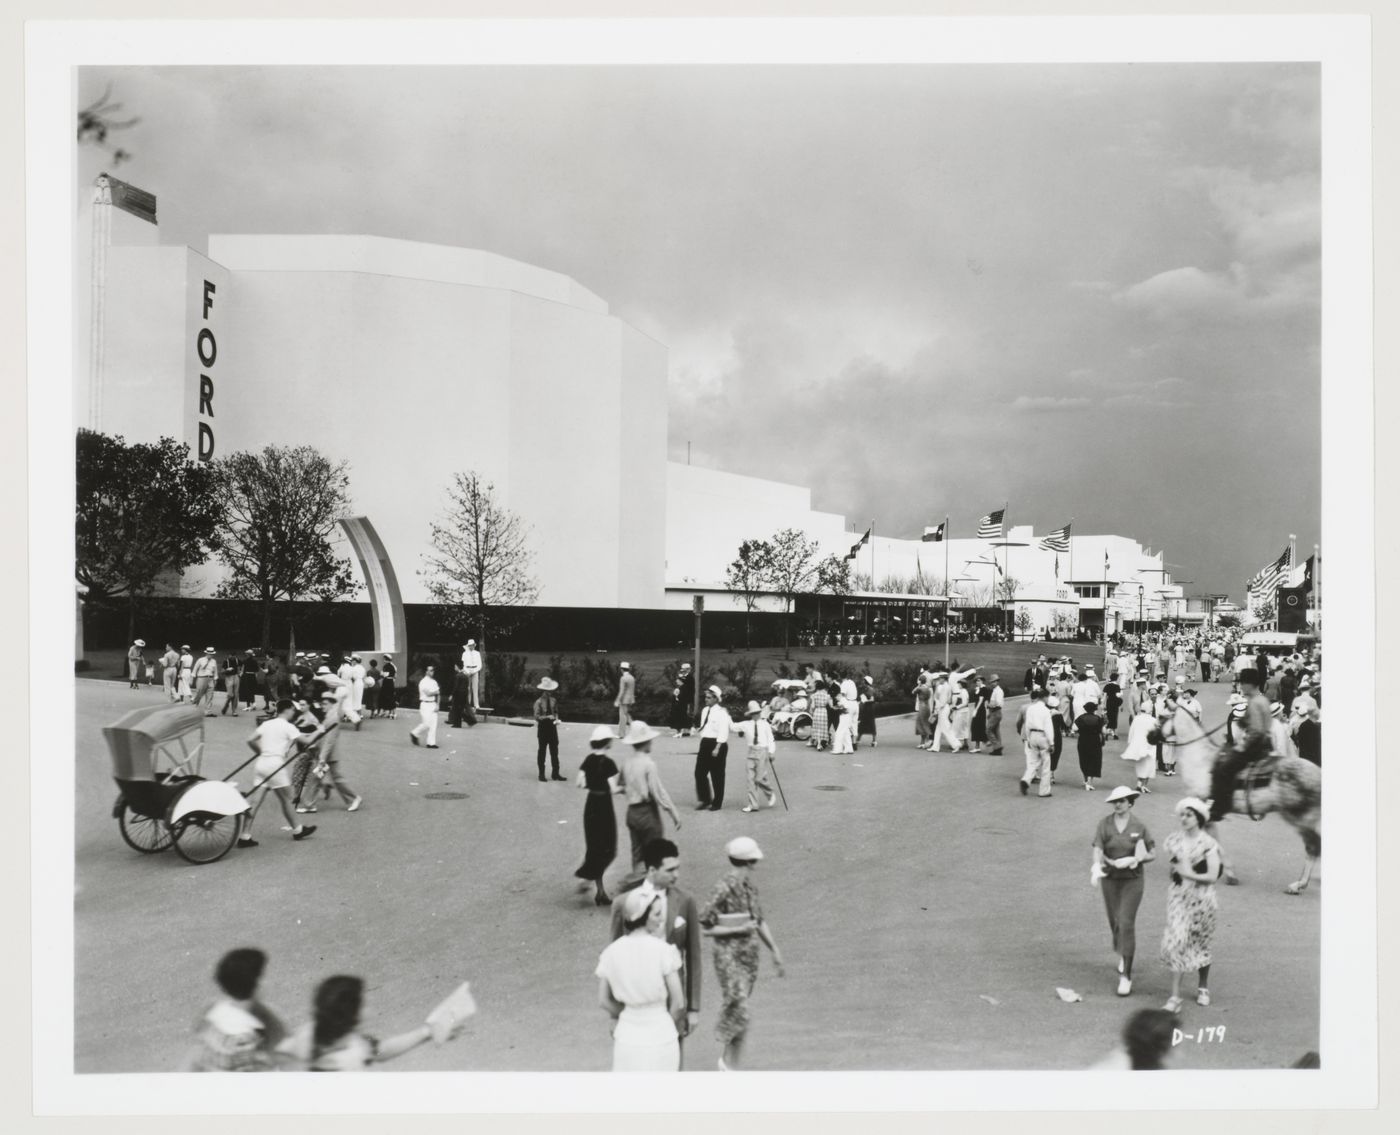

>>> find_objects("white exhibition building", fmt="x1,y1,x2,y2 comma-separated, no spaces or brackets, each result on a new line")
77,176,1198,641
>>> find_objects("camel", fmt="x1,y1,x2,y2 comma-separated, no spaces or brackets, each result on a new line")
1160,704,1320,895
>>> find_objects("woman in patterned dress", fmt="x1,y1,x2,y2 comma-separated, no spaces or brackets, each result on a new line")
699,837,785,1070
808,684,832,750
1160,797,1221,1012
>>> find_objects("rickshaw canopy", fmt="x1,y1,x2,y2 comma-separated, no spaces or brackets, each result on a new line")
103,703,205,781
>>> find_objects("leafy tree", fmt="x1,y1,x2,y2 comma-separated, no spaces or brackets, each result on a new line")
725,539,774,648
764,527,822,659
421,472,540,699
209,445,357,649
75,429,221,642
1015,607,1036,639
1215,613,1242,629
815,554,853,596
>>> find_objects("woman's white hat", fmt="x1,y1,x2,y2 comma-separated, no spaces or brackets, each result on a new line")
707,685,723,700
745,700,762,717
619,720,661,746
1176,796,1211,819
589,725,616,744
1105,785,1140,803
726,836,764,862
537,677,559,691
623,888,658,922
133,639,146,647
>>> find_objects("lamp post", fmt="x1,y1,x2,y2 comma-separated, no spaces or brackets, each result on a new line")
1137,585,1145,641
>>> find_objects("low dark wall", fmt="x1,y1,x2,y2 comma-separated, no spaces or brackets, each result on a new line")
81,597,798,654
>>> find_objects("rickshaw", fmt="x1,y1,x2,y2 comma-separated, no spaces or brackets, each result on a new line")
765,679,813,741
104,703,258,865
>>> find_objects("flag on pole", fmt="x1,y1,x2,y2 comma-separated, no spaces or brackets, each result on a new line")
922,523,946,542
1247,545,1292,609
855,525,872,548
976,509,1005,539
1039,523,1071,552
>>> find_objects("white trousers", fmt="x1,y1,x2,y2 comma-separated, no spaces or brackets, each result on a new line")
412,703,439,746
1022,735,1052,795
931,709,960,751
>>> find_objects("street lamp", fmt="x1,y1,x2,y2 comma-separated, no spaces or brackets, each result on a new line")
1137,585,1145,640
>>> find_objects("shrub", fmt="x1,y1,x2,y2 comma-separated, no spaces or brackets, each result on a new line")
486,653,530,700
716,656,762,702
882,659,925,699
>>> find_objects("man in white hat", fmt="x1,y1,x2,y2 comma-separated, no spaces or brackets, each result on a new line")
461,640,483,710
614,662,636,730
409,664,441,749
1019,687,1055,798
616,722,683,881
693,686,733,811
985,674,1005,754
534,677,565,781
192,647,219,716
732,701,777,813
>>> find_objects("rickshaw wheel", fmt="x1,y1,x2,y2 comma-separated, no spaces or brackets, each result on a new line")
792,717,813,742
171,812,241,864
118,804,174,853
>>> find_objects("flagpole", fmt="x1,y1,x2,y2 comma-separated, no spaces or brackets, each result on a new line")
870,518,876,593
1068,517,1075,591
1314,542,1321,625
1002,500,1010,639
1102,550,1108,640
943,514,951,668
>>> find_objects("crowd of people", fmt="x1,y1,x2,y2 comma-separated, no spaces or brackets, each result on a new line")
115,623,1321,1073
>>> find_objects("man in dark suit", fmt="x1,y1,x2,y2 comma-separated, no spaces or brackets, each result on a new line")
609,838,702,1049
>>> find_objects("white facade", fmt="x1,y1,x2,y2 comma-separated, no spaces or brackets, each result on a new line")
84,217,668,607
80,181,1194,624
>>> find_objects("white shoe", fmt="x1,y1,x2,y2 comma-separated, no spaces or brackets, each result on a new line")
766,793,777,808
742,805,757,813
1117,975,1132,996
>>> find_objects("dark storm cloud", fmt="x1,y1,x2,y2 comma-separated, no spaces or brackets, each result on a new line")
78,63,1319,598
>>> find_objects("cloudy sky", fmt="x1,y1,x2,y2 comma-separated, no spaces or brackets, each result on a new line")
77,63,1320,601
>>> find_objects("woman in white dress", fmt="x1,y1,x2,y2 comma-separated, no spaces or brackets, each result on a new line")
1120,701,1159,795
596,888,685,1071
830,689,855,754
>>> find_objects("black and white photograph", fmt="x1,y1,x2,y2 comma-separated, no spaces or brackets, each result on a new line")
25,12,1376,1116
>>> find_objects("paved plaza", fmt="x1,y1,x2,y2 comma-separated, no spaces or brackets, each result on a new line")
74,677,1319,1073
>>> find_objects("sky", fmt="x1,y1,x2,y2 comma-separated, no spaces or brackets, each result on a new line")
76,63,1321,602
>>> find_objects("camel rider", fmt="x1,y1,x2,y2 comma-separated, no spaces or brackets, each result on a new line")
1209,668,1273,823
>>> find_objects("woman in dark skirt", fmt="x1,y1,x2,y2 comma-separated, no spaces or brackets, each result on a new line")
1102,672,1123,741
575,726,622,906
970,677,990,753
377,655,398,718
1075,700,1106,791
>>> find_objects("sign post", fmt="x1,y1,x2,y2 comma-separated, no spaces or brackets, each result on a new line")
692,595,704,724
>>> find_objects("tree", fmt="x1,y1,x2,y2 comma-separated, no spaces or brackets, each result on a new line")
1215,613,1242,629
75,429,222,642
764,528,822,659
420,472,540,689
209,445,357,649
814,553,855,646
1015,607,1036,640
725,539,774,648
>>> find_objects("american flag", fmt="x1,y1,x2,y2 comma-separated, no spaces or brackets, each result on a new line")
922,522,945,542
1247,546,1292,607
977,509,1005,539
1039,523,1071,552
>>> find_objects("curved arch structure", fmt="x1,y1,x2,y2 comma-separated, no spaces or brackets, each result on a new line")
339,516,407,655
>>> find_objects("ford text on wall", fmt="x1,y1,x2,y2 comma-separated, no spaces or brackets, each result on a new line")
195,279,217,460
